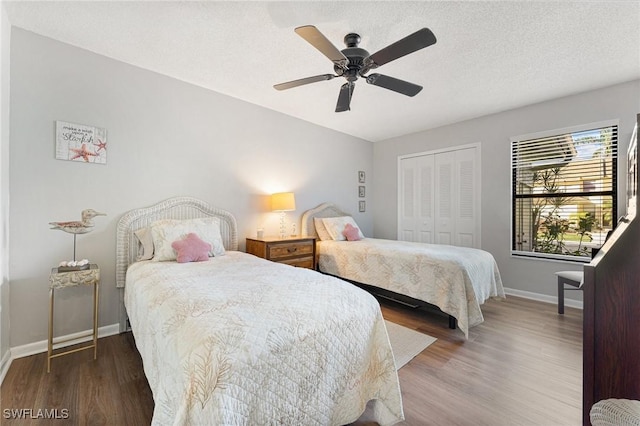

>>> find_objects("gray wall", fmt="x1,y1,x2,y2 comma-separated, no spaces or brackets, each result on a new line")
8,25,640,350
1,4,10,365
373,79,640,301
9,28,373,347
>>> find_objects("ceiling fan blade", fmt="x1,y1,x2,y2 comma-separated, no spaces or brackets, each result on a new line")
366,73,423,97
366,28,436,68
274,74,335,91
295,25,349,69
335,82,354,112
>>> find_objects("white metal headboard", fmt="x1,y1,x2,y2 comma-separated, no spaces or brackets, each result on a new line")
115,196,238,289
300,202,350,238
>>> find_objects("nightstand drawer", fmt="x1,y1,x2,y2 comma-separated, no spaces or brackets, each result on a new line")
278,256,314,269
269,242,313,259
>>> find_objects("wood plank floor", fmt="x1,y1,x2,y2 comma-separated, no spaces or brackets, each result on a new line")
1,295,582,425
384,296,582,426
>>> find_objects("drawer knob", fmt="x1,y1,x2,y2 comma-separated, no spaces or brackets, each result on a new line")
287,247,297,253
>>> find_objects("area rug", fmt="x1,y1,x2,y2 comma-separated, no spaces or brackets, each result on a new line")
385,320,437,369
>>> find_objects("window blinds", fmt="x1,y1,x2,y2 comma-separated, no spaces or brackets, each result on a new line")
511,123,617,259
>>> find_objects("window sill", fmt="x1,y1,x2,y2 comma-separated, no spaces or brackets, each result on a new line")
511,251,591,264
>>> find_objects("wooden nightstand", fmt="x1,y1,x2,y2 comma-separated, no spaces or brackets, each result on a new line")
246,236,316,270
47,264,100,373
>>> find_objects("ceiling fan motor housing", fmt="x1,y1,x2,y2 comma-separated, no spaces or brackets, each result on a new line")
334,33,371,81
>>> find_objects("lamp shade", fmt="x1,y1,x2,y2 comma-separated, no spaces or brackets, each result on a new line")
271,192,296,211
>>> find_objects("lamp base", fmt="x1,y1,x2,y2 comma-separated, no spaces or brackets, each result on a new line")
279,211,286,239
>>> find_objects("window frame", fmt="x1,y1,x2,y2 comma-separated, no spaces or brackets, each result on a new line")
510,119,618,262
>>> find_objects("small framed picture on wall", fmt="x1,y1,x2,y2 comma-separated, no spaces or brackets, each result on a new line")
358,186,365,198
359,201,366,212
358,171,365,183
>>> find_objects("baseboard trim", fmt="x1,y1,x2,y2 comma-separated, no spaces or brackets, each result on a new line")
503,287,583,310
0,349,11,386
10,323,120,361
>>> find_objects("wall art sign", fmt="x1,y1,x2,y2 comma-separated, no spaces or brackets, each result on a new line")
55,121,107,164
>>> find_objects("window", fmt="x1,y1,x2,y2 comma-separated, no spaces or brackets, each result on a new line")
511,121,617,261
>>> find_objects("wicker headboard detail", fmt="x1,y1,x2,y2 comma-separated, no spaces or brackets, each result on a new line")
300,202,351,238
115,197,238,288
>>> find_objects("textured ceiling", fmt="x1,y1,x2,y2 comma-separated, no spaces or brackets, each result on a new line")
5,1,640,142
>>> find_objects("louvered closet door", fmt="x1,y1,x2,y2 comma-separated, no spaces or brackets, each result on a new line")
417,155,435,243
434,151,455,245
398,145,480,248
399,156,419,241
399,155,435,242
453,147,478,247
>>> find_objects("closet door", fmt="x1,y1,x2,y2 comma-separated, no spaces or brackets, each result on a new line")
434,151,454,245
454,147,478,247
399,156,419,241
398,145,480,248
398,155,435,242
417,155,435,243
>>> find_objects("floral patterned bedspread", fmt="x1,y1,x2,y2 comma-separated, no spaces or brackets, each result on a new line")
318,239,505,338
125,251,403,425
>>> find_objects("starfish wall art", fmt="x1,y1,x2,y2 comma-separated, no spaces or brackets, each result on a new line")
55,120,107,164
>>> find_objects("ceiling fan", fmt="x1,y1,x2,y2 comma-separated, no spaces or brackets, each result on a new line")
274,25,437,112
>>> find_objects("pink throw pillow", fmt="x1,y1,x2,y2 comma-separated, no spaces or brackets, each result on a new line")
342,223,362,241
171,233,212,263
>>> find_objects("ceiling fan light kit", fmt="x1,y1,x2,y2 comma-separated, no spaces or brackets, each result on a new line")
274,25,437,112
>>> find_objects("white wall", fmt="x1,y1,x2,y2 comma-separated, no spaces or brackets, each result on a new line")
1,3,11,372
9,28,373,347
373,79,640,300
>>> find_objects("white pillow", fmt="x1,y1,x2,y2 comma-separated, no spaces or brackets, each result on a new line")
314,218,334,241
134,227,154,261
150,217,226,261
321,216,365,241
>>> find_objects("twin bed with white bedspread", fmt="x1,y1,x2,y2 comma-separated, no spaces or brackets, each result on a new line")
301,203,506,339
116,197,403,425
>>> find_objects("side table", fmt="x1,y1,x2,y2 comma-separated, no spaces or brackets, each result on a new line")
246,236,316,269
48,264,100,373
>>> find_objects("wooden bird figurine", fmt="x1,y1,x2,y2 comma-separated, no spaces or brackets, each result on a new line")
49,209,106,234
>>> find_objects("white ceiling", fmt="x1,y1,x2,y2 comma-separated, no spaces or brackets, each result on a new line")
4,1,640,142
